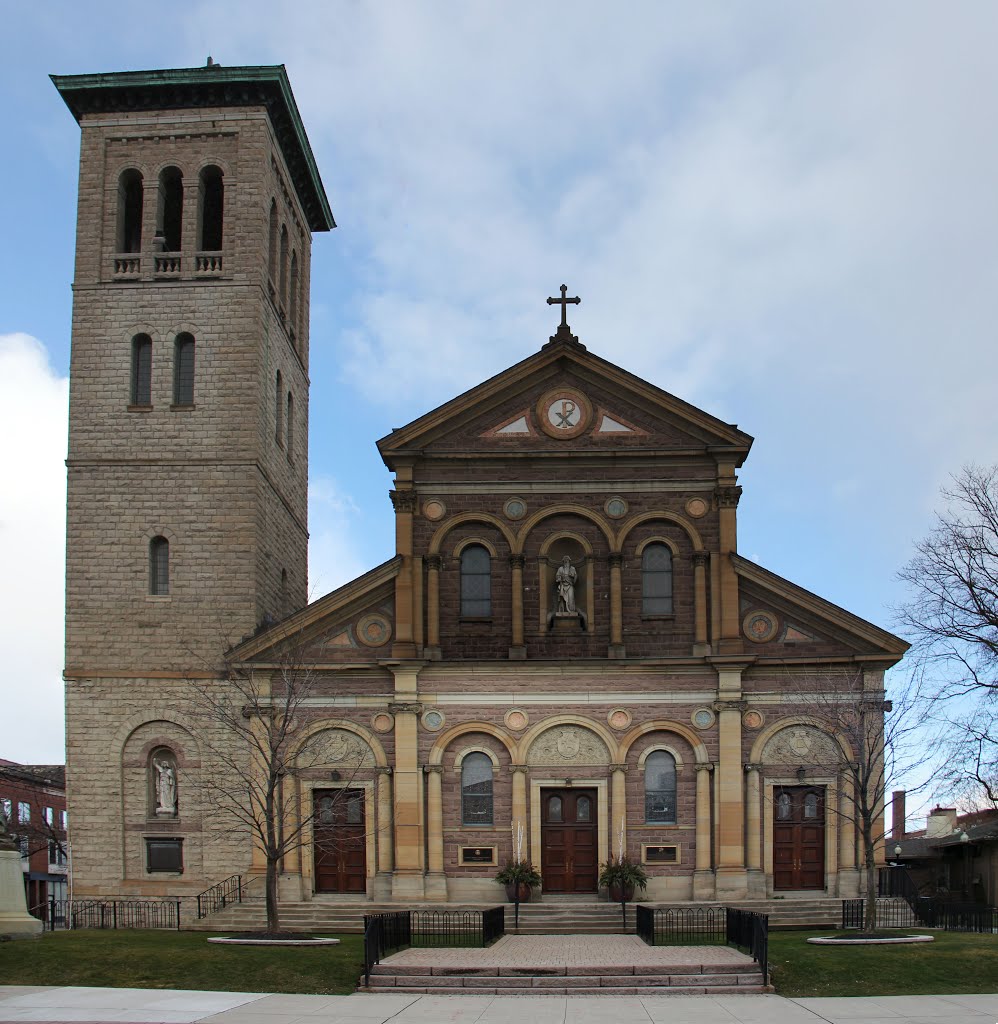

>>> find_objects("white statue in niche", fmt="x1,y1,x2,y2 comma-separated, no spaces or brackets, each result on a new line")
153,756,177,816
555,556,578,613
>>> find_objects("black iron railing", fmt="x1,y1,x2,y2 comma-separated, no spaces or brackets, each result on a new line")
844,896,998,933
33,898,182,931
362,907,506,986
726,907,769,986
635,905,726,945
197,874,242,919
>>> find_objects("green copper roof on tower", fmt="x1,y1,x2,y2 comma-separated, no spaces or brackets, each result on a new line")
51,63,334,232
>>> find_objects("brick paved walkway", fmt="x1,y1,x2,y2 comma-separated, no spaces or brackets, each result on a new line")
383,934,754,968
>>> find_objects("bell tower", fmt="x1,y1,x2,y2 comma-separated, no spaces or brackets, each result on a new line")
54,64,334,674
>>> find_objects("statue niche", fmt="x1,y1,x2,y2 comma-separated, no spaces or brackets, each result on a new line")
149,747,178,818
544,537,589,631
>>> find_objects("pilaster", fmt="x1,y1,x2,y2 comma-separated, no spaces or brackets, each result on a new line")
713,668,748,897
693,762,715,898
390,485,418,659
608,553,625,659
388,666,425,898
509,555,526,660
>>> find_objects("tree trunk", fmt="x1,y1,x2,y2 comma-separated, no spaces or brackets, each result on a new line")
266,857,280,934
863,829,877,933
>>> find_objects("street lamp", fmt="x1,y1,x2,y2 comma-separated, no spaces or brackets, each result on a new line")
893,843,902,864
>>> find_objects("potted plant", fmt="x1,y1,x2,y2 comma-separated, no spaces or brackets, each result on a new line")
495,859,541,903
599,855,648,902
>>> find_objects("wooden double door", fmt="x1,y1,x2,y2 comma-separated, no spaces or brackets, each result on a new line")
773,786,826,891
313,789,367,894
541,788,598,893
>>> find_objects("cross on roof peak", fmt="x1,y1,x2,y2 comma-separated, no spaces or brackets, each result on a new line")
544,284,585,350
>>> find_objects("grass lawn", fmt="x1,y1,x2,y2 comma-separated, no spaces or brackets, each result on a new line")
0,931,365,995
769,929,998,997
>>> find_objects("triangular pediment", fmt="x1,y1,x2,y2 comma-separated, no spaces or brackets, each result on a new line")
378,338,752,466
229,557,401,666
732,554,909,663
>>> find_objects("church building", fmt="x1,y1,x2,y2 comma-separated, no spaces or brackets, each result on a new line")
53,64,907,908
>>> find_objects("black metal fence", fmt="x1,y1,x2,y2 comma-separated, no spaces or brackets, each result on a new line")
33,898,182,931
636,906,768,984
196,874,242,919
362,907,506,986
843,897,998,933
635,905,726,945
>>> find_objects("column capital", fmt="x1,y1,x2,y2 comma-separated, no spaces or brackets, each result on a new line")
607,552,623,569
389,488,418,514
714,484,742,508
423,764,443,775
609,762,629,773
509,764,530,774
712,699,747,713
743,763,762,774
695,761,715,773
388,701,423,715
509,554,526,570
376,766,394,776
692,550,710,568
425,553,442,571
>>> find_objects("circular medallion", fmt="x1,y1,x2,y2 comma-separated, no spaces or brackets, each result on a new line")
372,712,394,733
743,610,779,644
607,708,632,731
423,499,446,522
504,497,527,521
536,388,592,440
685,497,709,519
692,708,716,730
742,709,764,730
421,709,445,732
504,708,529,731
604,496,628,520
356,613,392,648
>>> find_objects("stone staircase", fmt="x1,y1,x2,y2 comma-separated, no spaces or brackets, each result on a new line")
194,894,841,933
364,960,770,995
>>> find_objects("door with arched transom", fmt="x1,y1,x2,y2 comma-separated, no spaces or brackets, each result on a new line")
773,786,825,890
541,788,598,893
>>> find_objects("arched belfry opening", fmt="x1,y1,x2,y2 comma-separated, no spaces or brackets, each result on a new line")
156,167,183,252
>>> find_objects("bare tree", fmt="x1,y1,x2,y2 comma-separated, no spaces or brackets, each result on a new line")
187,629,370,934
897,464,998,809
767,667,933,932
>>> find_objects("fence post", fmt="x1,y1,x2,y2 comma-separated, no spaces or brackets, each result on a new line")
176,899,182,931
49,895,55,932
238,875,242,903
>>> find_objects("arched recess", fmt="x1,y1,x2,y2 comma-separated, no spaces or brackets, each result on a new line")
428,512,516,555
538,531,594,557
635,535,680,557
616,510,704,552
618,720,710,764
452,536,498,558
749,716,855,765
117,709,201,760
637,743,686,770
453,745,502,769
515,714,620,765
515,503,615,555
291,719,388,768
428,721,517,766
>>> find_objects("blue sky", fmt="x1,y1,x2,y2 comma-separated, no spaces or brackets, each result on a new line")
2,2,998,763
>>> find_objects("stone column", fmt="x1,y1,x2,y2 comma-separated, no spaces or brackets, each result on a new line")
692,551,710,654
376,767,394,874
425,555,441,659
510,766,529,860
610,763,628,856
744,763,764,895
715,690,748,898
389,685,425,899
424,765,447,900
509,555,526,660
390,487,418,659
608,553,625,658
694,762,715,898
838,770,859,896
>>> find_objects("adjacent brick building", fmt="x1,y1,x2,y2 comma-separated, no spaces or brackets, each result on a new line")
55,63,907,905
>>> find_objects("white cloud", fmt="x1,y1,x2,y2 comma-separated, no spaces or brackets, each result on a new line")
0,334,68,763
307,475,369,599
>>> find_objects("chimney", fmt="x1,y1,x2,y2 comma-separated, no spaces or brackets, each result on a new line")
925,806,958,839
892,790,906,839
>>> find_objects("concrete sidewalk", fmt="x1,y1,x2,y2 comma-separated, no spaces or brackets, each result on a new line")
2,986,998,1023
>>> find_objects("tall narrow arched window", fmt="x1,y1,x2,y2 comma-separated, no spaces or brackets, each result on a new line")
157,167,183,251
461,752,494,825
173,333,195,406
198,166,224,250
130,334,152,406
275,370,283,445
286,391,294,460
267,199,278,285
289,251,299,336
278,225,289,308
149,536,170,596
117,169,143,253
642,543,673,615
460,544,491,617
644,750,677,823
